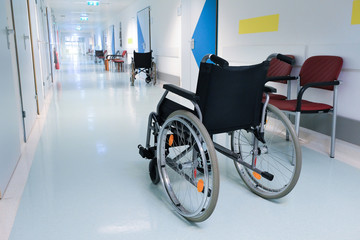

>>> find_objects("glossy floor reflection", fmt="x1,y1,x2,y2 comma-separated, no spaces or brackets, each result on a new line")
8,55,360,240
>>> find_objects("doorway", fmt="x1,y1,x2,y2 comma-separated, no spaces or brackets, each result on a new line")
181,0,218,91
11,0,38,141
137,7,151,53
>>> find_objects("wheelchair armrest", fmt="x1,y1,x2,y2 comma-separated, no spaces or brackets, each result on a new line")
163,84,200,103
264,85,277,93
266,76,298,82
295,80,340,111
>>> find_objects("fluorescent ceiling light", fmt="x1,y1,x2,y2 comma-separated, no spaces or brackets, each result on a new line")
87,1,99,6
80,16,88,21
76,26,81,30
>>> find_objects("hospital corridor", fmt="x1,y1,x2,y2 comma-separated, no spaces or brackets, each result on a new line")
1,0,360,239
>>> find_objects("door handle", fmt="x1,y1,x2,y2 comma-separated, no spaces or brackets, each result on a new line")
5,27,14,49
142,42,146,51
190,39,195,50
23,34,30,50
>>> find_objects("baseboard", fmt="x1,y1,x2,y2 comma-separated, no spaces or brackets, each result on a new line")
294,114,360,146
157,72,180,86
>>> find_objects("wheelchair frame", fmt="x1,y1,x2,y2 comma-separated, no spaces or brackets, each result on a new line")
130,50,157,86
138,54,302,222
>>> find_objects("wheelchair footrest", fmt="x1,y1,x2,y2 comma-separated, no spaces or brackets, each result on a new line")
138,145,156,159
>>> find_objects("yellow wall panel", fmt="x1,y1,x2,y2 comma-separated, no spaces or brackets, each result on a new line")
239,14,279,34
352,0,360,25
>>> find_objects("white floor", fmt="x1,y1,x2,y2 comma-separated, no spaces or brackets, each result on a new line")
1,55,360,240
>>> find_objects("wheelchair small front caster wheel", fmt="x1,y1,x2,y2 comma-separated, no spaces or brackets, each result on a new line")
149,158,160,184
145,76,151,84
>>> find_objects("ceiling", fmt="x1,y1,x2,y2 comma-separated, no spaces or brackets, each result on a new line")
46,0,133,34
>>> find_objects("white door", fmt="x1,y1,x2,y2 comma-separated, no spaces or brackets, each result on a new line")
46,7,54,85
181,0,217,91
0,0,21,198
137,7,151,53
12,0,38,141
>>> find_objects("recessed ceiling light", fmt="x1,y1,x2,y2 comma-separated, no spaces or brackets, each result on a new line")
76,26,81,30
80,16,88,21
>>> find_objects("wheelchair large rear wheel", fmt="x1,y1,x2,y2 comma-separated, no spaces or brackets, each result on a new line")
231,104,301,199
157,110,219,222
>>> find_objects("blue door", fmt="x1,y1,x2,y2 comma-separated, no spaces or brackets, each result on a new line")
137,7,151,53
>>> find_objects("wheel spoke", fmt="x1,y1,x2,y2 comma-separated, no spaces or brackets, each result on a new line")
231,105,301,199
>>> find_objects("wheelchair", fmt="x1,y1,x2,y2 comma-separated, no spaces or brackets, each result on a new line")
95,50,106,63
130,50,157,86
138,54,302,222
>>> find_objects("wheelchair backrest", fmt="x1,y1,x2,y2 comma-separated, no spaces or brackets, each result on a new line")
195,61,269,134
95,50,104,57
133,51,152,69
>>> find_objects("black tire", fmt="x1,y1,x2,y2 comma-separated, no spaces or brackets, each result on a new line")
149,158,160,184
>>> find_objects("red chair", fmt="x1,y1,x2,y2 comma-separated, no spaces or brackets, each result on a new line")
266,55,296,100
269,55,343,158
112,50,127,71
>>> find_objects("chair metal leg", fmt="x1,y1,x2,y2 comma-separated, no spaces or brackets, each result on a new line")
291,112,301,166
330,85,339,158
294,112,301,136
330,112,336,158
286,113,290,141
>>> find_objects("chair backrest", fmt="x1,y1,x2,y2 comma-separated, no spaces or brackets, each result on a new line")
195,61,269,134
121,50,127,57
133,51,152,68
267,55,295,83
299,56,343,90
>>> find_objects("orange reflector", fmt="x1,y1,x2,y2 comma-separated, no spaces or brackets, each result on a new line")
253,172,262,180
197,179,204,192
168,135,174,146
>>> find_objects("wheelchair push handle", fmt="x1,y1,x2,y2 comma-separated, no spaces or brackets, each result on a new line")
201,54,229,67
267,53,295,65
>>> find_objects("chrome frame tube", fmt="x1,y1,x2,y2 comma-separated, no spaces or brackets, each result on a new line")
294,112,301,136
330,85,339,158
260,93,270,133
287,80,292,99
146,112,160,148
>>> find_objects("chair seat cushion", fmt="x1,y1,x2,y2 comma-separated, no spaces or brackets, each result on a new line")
113,59,124,63
263,93,287,100
269,99,332,112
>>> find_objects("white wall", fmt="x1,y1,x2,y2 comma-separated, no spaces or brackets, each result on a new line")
150,0,181,77
100,0,360,123
103,0,181,75
218,0,360,122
